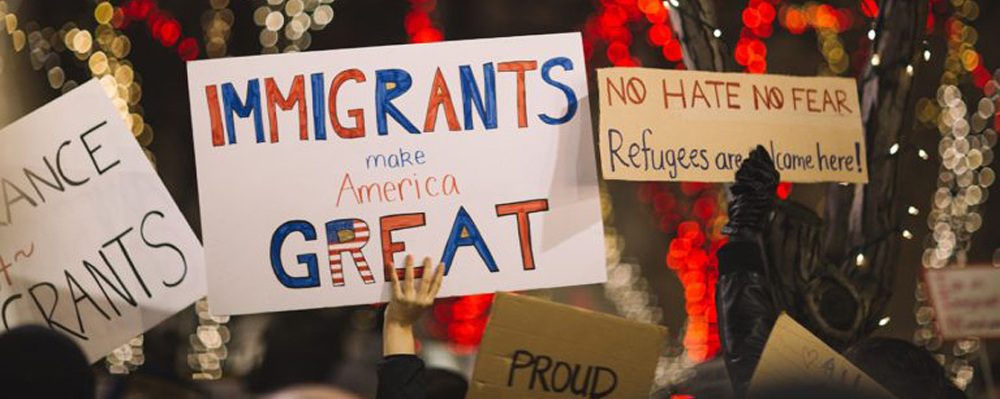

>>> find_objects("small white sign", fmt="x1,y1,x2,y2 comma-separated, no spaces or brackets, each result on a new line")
0,80,207,362
925,267,1000,339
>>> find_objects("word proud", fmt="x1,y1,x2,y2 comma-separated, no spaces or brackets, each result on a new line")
508,349,618,399
203,57,579,146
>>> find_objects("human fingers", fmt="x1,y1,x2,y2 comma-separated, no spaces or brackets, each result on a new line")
387,262,403,299
426,262,446,299
418,257,434,297
404,255,416,296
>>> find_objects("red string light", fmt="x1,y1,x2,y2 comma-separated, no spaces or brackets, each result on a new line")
117,0,200,61
640,182,723,362
405,0,443,43
735,0,779,74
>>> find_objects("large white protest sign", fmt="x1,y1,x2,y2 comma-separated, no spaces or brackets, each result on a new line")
186,33,606,315
598,68,868,183
0,80,206,362
925,267,1000,339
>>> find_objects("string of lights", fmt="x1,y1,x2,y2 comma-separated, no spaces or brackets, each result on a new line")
187,0,235,381
910,0,997,391
252,0,335,54
404,0,442,43
599,185,690,389
203,0,233,58
734,0,778,74
189,298,232,380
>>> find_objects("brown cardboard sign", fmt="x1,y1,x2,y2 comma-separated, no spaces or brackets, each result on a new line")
597,68,867,183
467,293,668,399
749,313,894,398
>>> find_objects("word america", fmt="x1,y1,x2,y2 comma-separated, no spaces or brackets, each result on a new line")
203,57,579,146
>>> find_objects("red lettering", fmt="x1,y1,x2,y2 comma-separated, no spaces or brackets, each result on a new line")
424,68,461,132
205,85,225,146
662,79,686,109
265,75,308,143
725,82,741,109
329,69,366,138
498,61,538,128
380,213,427,280
496,199,549,270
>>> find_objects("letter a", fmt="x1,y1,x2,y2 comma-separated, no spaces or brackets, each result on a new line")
440,207,498,274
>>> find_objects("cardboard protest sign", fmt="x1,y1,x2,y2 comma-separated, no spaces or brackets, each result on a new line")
0,80,206,362
749,313,893,397
597,68,868,183
925,267,1000,339
186,33,606,315
468,293,667,399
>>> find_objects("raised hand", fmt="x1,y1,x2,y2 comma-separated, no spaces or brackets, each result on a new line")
722,145,780,238
383,255,445,355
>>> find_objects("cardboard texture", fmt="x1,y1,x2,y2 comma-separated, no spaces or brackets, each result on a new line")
925,267,1000,339
468,293,668,399
186,33,607,315
597,68,868,183
749,313,894,397
0,80,206,362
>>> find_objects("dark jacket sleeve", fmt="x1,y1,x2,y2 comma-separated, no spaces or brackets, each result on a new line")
716,239,779,398
376,354,426,399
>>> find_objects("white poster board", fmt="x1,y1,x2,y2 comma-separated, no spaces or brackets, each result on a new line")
0,80,206,362
186,33,606,315
925,267,1000,339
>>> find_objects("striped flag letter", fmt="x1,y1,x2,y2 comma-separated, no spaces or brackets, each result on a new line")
325,219,375,286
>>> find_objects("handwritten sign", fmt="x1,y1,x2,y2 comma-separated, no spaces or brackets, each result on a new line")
925,267,1000,339
749,314,893,397
0,80,206,362
597,68,868,183
186,33,606,315
468,293,667,399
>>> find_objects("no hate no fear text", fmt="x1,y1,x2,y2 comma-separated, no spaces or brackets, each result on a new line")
604,74,854,114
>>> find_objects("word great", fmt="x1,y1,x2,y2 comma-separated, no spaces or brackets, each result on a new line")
203,57,579,146
508,349,618,399
270,199,550,288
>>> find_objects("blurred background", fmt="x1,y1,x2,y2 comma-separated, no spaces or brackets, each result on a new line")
0,0,998,397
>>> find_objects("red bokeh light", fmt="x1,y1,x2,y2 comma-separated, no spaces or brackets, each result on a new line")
607,41,631,64
662,39,683,62
742,8,761,29
861,0,878,18
777,182,792,199
157,19,181,46
412,28,443,43
646,181,725,363
648,24,672,46
177,37,199,61
117,0,201,62
783,8,808,34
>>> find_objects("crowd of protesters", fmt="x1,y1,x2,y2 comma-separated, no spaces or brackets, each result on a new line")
0,147,972,399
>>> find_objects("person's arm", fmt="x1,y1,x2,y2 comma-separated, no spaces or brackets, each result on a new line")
376,255,445,399
716,145,780,398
